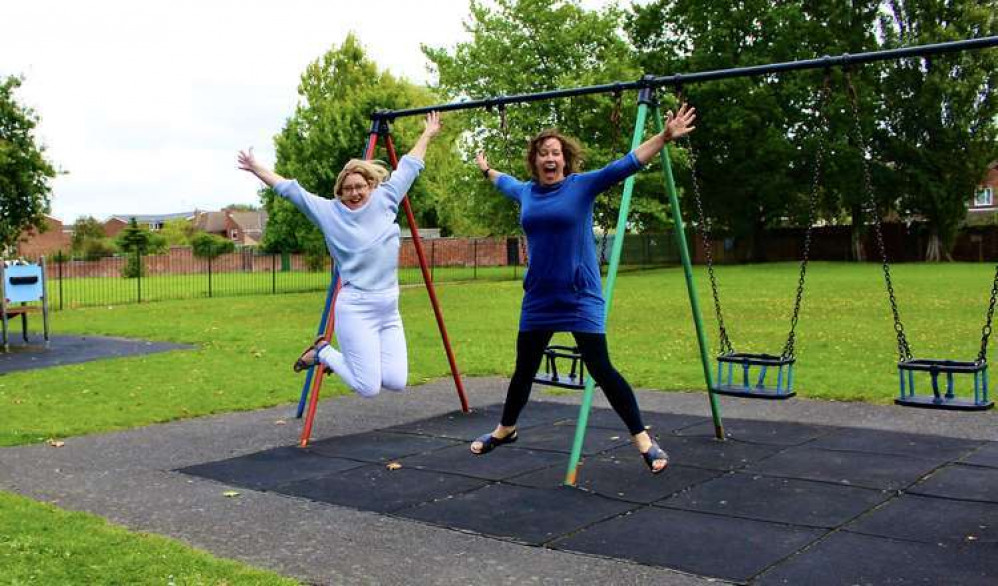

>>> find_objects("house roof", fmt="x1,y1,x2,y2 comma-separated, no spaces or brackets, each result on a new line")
108,212,196,223
228,211,267,232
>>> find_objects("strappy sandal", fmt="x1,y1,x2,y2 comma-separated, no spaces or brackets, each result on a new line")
641,441,669,474
470,430,518,455
293,336,330,373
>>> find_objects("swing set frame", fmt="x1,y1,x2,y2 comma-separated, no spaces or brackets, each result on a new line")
294,36,998,486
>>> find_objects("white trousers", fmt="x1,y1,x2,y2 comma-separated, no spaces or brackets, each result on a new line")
317,286,408,398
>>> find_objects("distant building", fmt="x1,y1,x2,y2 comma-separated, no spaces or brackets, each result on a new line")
104,212,197,238
15,215,72,258
193,209,268,247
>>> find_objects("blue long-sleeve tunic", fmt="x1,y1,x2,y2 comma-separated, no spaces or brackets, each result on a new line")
495,152,642,333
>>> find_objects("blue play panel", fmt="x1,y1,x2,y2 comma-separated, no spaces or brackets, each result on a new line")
179,401,998,584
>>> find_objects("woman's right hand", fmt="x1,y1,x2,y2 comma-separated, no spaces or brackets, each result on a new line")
475,152,490,173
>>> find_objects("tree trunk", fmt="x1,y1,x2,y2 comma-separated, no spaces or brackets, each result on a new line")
850,204,866,261
925,232,941,262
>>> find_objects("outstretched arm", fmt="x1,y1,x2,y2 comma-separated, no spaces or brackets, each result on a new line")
406,111,442,161
237,148,286,188
475,152,499,183
633,103,697,165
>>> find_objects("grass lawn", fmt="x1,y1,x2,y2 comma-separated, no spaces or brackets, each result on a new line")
0,492,297,585
3,261,996,583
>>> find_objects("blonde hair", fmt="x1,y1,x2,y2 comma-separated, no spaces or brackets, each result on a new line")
526,129,584,181
333,159,390,197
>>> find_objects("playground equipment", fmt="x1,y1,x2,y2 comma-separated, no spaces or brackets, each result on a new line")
317,35,997,484
1,259,50,351
845,71,995,411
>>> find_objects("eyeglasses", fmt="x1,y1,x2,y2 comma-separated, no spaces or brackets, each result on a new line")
341,184,369,195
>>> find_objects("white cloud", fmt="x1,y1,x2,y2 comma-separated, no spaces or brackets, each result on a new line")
1,0,477,223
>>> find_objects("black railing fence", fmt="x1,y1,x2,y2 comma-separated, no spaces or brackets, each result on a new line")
28,235,678,311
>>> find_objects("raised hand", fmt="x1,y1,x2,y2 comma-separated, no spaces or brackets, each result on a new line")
664,103,697,141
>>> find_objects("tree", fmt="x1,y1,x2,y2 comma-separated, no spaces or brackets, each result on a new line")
0,75,57,255
423,0,653,235
262,34,447,253
114,218,167,277
70,215,113,260
626,0,882,260
875,0,998,261
159,218,194,246
190,232,235,259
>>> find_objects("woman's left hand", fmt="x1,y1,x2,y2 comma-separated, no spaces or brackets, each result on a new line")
664,103,696,141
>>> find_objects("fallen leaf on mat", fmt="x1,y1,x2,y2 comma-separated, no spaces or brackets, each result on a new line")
222,490,240,498
47,440,65,448
386,462,402,471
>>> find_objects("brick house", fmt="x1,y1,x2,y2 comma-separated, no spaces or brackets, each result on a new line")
193,209,268,246
14,215,72,258
968,160,998,219
103,212,197,238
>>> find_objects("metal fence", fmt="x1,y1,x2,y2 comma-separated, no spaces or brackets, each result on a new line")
30,234,680,311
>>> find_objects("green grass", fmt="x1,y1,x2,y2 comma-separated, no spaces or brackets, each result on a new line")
0,492,297,585
6,261,996,449
4,260,997,583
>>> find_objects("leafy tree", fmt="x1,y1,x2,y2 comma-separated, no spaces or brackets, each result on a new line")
159,218,194,246
262,34,445,253
423,0,652,235
190,232,235,259
70,215,113,259
874,0,998,261
223,203,258,211
0,76,57,255
626,0,882,260
114,218,167,277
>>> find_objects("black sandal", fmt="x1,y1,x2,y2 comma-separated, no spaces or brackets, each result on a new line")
293,336,330,373
641,442,669,474
470,430,518,455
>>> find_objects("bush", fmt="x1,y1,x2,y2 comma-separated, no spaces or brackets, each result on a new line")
191,232,235,259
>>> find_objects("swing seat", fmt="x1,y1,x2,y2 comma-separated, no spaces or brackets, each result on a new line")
895,359,994,411
533,345,596,390
713,352,797,399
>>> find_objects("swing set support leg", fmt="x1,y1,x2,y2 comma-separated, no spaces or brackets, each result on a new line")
298,123,469,448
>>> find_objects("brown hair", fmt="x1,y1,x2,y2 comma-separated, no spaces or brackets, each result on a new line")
526,129,584,181
333,159,391,197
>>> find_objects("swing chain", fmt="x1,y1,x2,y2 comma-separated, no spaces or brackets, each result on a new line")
679,85,734,356
498,104,528,267
978,264,998,363
845,70,912,362
781,70,833,360
598,90,625,266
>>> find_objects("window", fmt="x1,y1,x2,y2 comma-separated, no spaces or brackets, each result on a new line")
975,187,994,207
230,230,239,240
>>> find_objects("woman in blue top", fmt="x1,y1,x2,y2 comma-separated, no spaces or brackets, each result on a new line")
471,104,696,474
237,112,441,398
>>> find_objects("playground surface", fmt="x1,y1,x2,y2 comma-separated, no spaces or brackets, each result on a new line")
0,334,192,374
1,376,996,585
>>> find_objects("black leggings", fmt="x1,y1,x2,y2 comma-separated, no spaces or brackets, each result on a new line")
500,330,646,435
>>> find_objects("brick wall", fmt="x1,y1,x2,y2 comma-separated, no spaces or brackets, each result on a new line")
16,217,71,258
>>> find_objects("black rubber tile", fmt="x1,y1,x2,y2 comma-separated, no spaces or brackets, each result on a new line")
513,422,631,455
756,531,997,586
276,464,489,513
308,431,461,463
963,441,998,468
745,446,940,490
0,334,192,374
385,401,575,440
621,434,783,472
397,483,637,545
846,494,998,544
399,443,565,481
508,458,722,505
176,446,366,490
552,507,823,582
657,472,890,528
809,427,983,463
582,408,707,434
677,418,833,447
909,464,998,503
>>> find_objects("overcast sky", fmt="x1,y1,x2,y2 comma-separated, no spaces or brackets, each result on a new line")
1,0,525,224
